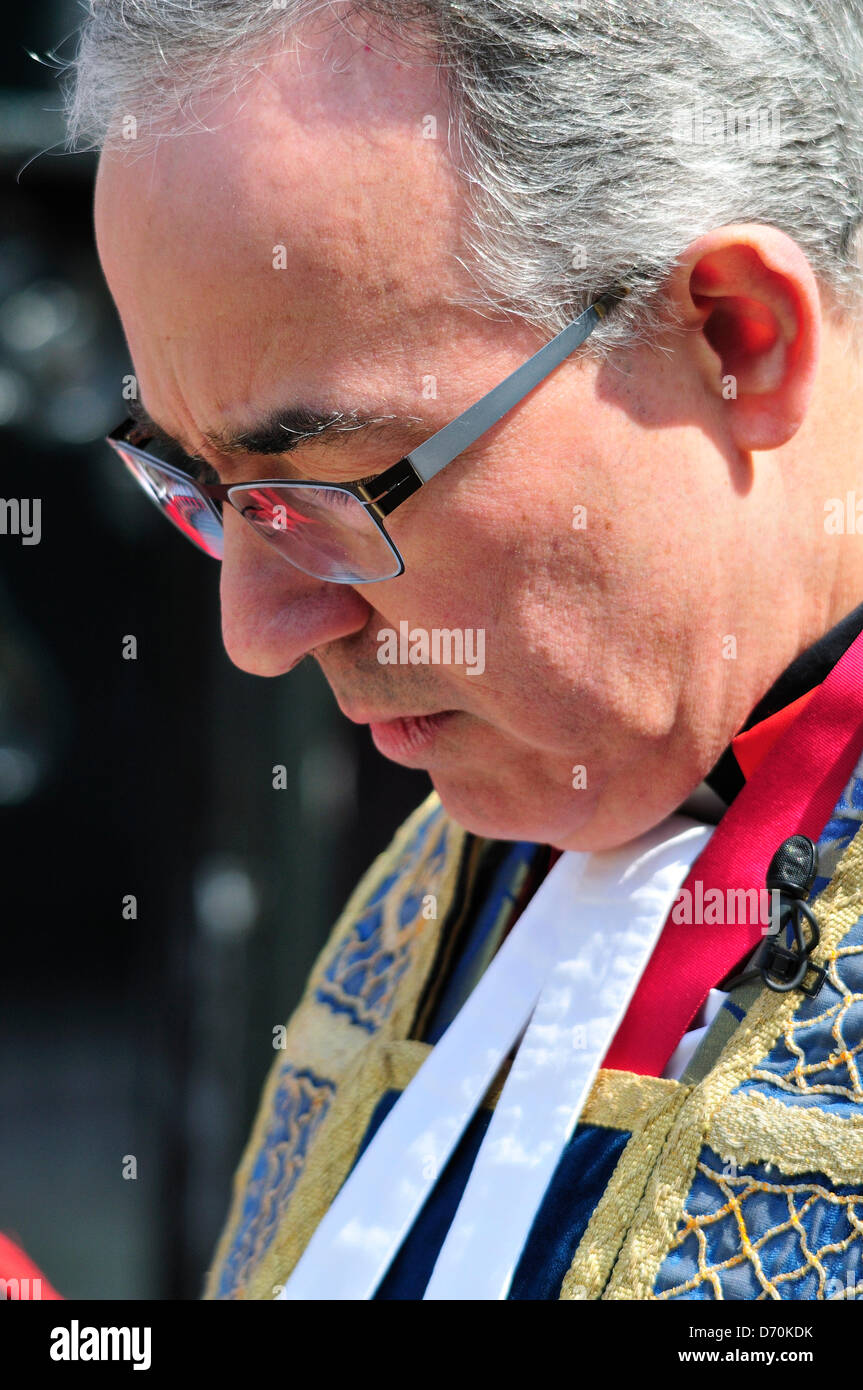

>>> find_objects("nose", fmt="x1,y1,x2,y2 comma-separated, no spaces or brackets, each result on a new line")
219,515,372,676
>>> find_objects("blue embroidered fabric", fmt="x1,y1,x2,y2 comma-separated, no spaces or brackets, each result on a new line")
653,754,863,1299
314,803,450,1032
215,1064,336,1300
214,799,457,1297
654,1146,863,1300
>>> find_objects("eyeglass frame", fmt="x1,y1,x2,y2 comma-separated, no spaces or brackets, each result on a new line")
106,284,629,583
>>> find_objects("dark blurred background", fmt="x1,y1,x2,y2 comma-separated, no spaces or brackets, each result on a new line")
0,4,429,1298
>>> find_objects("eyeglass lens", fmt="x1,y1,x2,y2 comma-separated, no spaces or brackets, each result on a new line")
112,443,402,583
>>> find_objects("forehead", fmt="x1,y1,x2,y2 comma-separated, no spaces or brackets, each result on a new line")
94,27,474,435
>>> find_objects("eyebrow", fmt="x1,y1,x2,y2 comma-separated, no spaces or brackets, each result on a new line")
127,397,430,459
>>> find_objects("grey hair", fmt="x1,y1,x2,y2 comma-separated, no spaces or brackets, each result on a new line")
61,0,863,347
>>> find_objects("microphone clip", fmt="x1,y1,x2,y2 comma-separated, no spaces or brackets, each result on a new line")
727,835,827,998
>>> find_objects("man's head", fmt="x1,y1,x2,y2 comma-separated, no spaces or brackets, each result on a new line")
76,1,863,851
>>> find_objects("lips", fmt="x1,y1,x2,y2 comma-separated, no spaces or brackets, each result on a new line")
368,711,457,762
337,702,453,726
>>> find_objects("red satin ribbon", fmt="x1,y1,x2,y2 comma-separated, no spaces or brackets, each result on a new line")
603,630,863,1076
730,687,816,782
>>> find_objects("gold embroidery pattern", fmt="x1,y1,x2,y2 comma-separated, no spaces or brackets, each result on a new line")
203,793,468,1299
212,1066,336,1301
743,938,863,1103
314,807,450,1032
655,1151,863,1300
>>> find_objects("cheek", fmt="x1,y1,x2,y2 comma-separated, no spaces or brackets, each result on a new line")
385,465,679,742
383,469,578,620
376,462,612,704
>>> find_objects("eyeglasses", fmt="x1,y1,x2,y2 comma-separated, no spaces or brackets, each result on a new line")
106,285,628,584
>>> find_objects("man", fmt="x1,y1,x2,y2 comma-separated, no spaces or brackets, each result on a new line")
68,0,863,1298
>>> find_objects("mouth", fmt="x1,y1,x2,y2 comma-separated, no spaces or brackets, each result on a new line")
367,711,459,763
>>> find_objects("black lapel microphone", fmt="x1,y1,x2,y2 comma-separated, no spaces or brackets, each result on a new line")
725,835,826,997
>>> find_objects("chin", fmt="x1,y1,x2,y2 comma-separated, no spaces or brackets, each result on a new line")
430,773,600,847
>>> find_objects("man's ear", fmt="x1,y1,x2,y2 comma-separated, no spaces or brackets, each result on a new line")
667,223,821,451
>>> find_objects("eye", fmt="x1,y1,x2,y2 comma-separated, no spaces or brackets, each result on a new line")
161,446,219,485
185,456,221,487
322,487,363,509
143,433,220,485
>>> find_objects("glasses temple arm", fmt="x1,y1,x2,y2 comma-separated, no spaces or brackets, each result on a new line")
404,287,628,485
